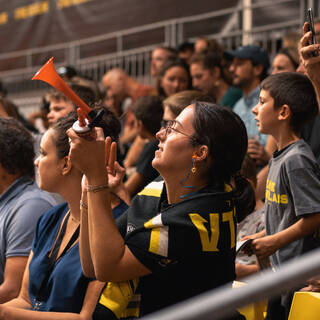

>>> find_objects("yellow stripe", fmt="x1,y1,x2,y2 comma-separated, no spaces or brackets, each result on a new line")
121,307,140,318
144,218,154,229
138,188,162,197
99,279,138,319
224,183,233,192
149,227,160,254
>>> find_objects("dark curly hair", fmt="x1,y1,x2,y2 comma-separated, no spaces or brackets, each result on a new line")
0,118,35,178
51,104,121,159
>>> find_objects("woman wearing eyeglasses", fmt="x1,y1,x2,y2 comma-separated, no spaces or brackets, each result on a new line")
67,102,255,319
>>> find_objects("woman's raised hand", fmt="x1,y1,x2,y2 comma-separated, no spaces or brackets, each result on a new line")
67,127,107,183
105,137,125,191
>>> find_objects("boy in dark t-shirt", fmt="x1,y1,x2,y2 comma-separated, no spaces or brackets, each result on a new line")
124,96,163,198
248,72,320,319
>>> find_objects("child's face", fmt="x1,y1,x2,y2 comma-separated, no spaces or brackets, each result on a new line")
252,89,279,134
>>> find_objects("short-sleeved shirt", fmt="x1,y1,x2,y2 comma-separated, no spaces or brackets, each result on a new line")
95,179,237,318
265,140,320,267
0,176,56,283
233,85,268,146
29,203,93,312
136,139,159,188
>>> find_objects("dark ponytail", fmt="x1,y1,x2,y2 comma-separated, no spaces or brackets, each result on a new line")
192,102,256,222
233,172,256,222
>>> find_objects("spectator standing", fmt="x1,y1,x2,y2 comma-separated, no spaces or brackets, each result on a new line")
190,52,242,108
249,72,320,319
228,45,270,165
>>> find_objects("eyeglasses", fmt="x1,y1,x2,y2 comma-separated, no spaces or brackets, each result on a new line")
160,119,169,128
162,120,196,141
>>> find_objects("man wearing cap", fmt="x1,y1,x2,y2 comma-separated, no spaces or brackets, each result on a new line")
228,45,270,166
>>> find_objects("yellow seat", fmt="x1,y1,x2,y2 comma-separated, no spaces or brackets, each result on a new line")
288,291,320,320
233,281,267,320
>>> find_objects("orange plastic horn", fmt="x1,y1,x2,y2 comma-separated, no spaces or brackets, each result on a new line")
32,57,92,118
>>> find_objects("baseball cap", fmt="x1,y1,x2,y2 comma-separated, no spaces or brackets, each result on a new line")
225,45,270,70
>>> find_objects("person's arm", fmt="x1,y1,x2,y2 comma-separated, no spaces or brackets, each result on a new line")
255,165,269,201
241,229,266,241
300,274,320,292
124,171,145,198
235,263,260,280
252,213,320,259
0,280,105,320
3,253,33,309
123,136,147,169
0,257,28,303
79,190,95,278
68,129,151,282
1,197,53,304
300,23,320,109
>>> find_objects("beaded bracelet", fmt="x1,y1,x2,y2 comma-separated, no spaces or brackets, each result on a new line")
80,200,88,209
86,184,109,193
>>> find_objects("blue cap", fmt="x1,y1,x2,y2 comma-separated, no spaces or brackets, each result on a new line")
226,45,270,70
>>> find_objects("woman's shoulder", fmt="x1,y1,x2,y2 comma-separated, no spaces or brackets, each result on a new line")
37,202,69,231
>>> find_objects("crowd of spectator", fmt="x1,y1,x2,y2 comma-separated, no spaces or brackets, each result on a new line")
0,16,320,320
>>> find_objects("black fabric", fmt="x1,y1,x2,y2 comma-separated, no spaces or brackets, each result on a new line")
302,114,320,164
93,301,118,320
121,182,236,316
136,139,159,187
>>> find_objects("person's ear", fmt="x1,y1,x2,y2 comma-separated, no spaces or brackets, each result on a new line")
193,145,209,162
137,119,143,131
61,156,72,175
253,64,263,78
278,104,291,121
212,66,221,79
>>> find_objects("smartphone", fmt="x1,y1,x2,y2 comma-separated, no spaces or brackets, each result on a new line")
306,8,318,56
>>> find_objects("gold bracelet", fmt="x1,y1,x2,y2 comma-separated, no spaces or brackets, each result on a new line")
80,200,88,209
86,184,109,193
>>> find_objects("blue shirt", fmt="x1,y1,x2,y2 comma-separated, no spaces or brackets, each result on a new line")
0,176,55,283
233,85,268,146
29,203,91,312
29,200,128,312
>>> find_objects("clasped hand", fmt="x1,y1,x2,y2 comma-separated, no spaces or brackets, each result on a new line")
241,232,278,259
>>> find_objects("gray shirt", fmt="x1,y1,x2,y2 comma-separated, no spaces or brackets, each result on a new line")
265,140,320,267
0,176,56,283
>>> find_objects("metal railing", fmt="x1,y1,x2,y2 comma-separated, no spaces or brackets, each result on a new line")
141,248,320,320
3,0,320,112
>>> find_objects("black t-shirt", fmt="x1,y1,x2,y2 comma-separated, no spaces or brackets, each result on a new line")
302,115,320,164
125,180,235,317
136,139,159,186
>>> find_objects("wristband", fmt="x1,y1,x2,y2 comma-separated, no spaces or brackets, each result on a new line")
80,200,88,209
86,184,109,193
